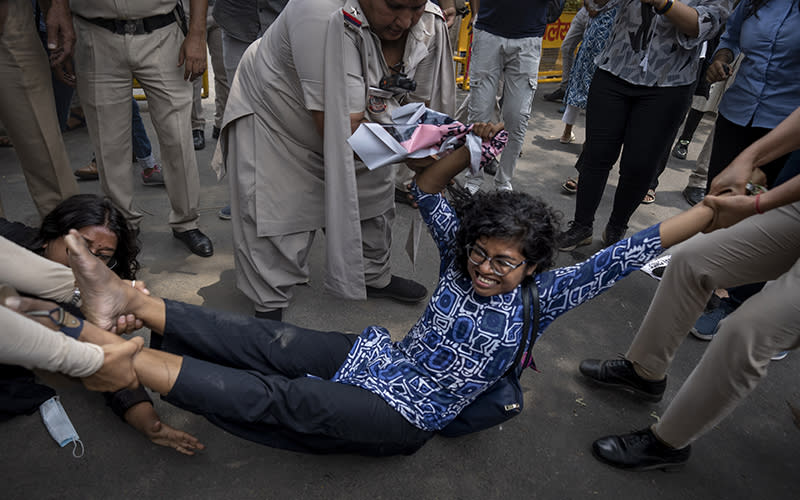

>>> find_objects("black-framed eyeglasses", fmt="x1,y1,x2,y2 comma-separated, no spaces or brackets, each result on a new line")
465,244,526,277
91,251,117,270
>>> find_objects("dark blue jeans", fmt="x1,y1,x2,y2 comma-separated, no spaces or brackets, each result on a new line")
131,98,152,160
156,300,434,456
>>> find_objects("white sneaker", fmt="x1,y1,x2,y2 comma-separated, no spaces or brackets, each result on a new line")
771,351,789,361
495,182,513,192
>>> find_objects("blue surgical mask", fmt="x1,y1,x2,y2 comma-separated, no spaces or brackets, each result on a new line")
39,396,84,458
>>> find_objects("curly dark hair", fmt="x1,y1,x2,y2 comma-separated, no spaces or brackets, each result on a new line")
452,190,560,279
37,194,141,279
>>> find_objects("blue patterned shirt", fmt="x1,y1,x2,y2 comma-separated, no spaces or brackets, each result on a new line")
332,183,663,431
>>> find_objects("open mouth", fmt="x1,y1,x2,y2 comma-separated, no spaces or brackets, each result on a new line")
473,273,498,289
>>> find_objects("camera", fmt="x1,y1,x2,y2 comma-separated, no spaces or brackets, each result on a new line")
379,73,417,94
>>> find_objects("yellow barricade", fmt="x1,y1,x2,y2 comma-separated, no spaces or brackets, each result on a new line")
133,65,209,101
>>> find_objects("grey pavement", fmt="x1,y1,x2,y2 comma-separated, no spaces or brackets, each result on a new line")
0,84,797,500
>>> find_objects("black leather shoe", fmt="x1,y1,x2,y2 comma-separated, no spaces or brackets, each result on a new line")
394,187,414,207
172,229,213,257
212,126,221,139
192,129,205,150
682,186,704,206
579,358,665,402
543,87,565,102
592,428,691,471
366,275,427,304
255,309,282,321
601,223,628,247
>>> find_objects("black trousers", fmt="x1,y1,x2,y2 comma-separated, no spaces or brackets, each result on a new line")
706,113,790,192
575,70,692,228
157,300,434,456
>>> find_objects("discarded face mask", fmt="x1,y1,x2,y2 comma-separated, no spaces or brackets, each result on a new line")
39,396,84,458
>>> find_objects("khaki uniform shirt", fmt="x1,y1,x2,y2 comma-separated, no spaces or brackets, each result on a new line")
71,0,177,19
220,0,455,299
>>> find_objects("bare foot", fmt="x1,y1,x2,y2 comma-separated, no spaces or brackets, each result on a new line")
65,229,134,331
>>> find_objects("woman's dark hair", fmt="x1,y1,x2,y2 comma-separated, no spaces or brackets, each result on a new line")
37,194,140,279
452,190,560,279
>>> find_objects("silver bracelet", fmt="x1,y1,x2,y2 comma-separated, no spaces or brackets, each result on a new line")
68,287,81,307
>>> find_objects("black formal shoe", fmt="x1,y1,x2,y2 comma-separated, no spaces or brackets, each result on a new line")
601,223,628,247
212,126,221,139
682,186,705,206
592,428,691,471
172,228,213,257
366,275,427,304
579,358,665,402
543,87,565,102
192,129,205,150
394,187,414,207
255,309,283,321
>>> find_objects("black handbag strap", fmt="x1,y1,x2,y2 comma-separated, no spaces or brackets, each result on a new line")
503,281,540,378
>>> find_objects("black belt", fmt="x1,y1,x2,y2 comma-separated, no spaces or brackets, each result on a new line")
81,10,177,35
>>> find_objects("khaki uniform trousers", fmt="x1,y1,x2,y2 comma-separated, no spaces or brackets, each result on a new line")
72,18,199,231
227,116,392,312
626,202,800,448
0,0,78,218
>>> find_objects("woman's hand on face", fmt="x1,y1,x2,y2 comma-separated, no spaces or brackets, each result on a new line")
471,122,505,141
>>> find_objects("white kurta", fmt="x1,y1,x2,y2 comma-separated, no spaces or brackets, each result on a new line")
219,0,455,301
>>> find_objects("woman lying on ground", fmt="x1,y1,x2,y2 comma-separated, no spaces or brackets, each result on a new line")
0,195,202,455
6,123,717,456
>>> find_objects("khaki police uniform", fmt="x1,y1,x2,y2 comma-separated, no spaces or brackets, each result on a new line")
70,0,201,231
0,0,79,218
218,0,455,312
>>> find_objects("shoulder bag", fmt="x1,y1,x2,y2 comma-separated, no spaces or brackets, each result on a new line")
439,282,539,437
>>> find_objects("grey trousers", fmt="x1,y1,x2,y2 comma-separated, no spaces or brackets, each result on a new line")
465,29,542,190
558,7,590,92
626,202,800,448
191,14,230,131
685,124,713,190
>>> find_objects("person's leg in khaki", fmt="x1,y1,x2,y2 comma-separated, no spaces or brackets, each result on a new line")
361,209,428,303
653,266,800,449
129,24,211,256
73,18,142,228
582,203,800,471
0,0,78,218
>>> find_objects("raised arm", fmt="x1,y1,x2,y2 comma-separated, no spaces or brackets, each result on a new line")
640,0,702,38
414,122,505,194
